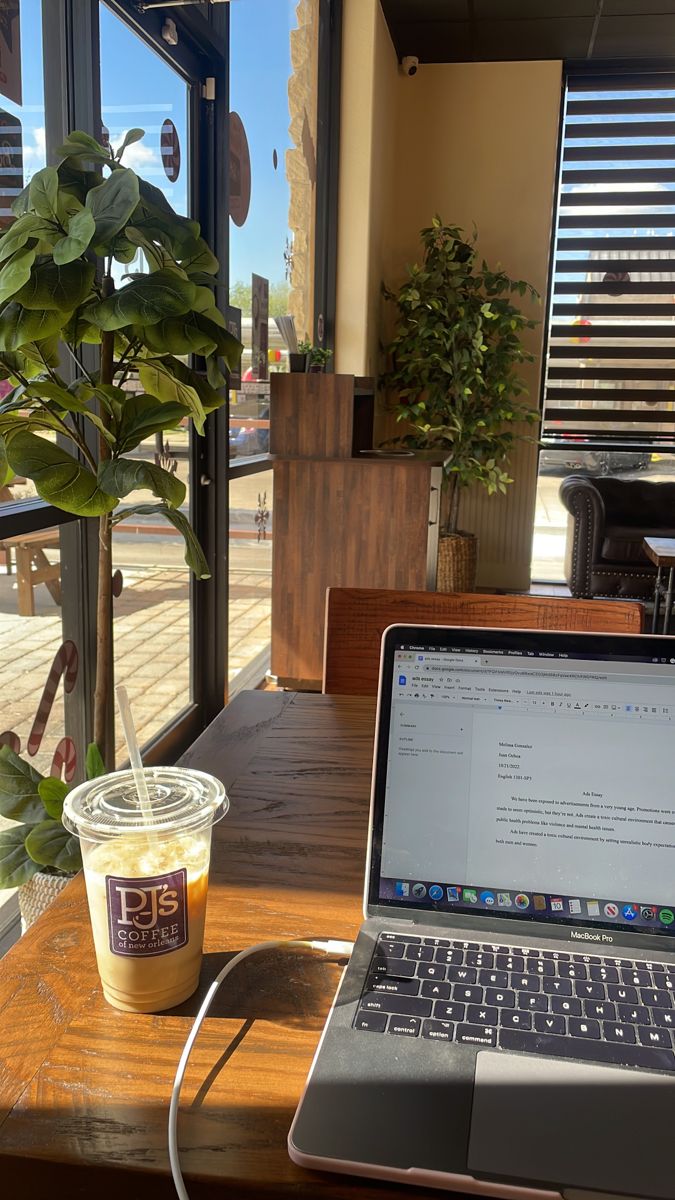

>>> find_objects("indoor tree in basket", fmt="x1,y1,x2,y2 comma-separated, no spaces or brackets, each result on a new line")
0,128,240,897
381,217,540,592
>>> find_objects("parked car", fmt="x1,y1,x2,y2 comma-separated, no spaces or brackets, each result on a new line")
539,447,651,476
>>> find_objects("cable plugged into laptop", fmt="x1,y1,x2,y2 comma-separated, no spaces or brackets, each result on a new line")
168,937,354,1200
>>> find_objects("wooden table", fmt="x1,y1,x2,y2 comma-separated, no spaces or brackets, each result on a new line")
0,529,61,616
0,692,465,1199
643,537,675,633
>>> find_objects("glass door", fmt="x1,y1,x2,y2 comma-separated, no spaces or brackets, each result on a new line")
98,2,228,761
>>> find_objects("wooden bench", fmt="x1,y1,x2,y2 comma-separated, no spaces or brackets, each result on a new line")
0,530,62,616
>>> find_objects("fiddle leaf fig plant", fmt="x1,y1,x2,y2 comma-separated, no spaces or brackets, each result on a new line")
381,217,540,535
0,742,108,887
0,130,241,766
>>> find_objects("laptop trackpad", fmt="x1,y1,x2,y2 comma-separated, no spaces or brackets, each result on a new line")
468,1050,675,1200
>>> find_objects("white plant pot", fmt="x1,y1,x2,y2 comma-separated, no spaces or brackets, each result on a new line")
19,871,74,933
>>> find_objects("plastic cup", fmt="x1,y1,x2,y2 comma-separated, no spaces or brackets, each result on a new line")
62,766,227,1013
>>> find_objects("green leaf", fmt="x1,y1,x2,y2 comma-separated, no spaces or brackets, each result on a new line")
0,435,10,485
0,826,40,888
25,820,81,873
86,743,107,780
195,313,242,370
115,128,145,159
0,214,52,263
110,234,138,264
38,777,69,820
137,178,200,237
86,268,196,330
22,380,114,443
28,166,59,221
133,314,218,357
61,311,101,347
115,394,188,453
0,745,46,822
11,183,30,218
98,457,186,508
192,284,219,315
6,431,118,516
86,167,140,248
149,355,225,416
56,189,85,225
114,502,210,578
181,240,219,276
138,358,206,433
14,260,96,312
0,247,36,306
0,304,66,350
206,356,226,390
53,207,96,265
56,130,110,163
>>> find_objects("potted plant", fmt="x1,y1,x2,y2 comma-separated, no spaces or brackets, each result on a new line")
0,128,240,910
307,345,333,373
381,217,539,592
0,742,106,928
289,339,310,373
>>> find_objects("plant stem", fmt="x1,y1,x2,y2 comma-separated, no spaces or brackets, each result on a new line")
94,511,113,762
37,403,98,472
93,276,115,766
63,341,96,387
442,475,461,536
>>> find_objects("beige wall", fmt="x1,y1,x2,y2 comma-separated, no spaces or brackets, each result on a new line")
335,8,561,589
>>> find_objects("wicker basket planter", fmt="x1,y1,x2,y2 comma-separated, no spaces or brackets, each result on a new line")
436,532,478,593
19,872,74,933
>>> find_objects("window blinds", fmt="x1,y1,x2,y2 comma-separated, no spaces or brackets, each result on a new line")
543,71,675,449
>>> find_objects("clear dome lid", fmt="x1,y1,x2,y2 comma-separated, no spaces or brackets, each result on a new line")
62,767,227,841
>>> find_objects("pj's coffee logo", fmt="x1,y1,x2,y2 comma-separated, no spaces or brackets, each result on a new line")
106,869,188,957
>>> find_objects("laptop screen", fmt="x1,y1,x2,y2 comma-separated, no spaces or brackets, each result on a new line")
369,626,675,939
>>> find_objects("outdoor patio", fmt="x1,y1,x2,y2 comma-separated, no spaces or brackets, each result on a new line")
0,539,271,777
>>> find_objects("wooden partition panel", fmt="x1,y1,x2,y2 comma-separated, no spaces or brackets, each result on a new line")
323,587,645,696
269,373,373,458
272,462,438,688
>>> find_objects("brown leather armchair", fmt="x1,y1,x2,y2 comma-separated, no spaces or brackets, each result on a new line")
559,475,675,600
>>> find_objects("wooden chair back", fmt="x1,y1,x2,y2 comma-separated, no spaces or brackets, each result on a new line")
323,587,645,696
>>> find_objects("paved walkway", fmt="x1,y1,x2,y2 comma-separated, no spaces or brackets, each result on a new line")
0,542,271,777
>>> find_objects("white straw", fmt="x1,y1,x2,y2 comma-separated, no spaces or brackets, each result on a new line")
115,684,155,827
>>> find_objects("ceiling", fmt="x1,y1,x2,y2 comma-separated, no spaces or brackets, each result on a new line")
380,1,675,64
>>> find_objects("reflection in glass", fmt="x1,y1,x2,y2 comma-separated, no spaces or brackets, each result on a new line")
100,4,193,760
112,430,191,764
229,469,272,693
229,0,319,344
0,0,45,508
532,451,669,583
0,525,69,777
100,0,189,297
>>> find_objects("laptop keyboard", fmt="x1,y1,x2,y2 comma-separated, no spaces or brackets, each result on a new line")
353,932,675,1073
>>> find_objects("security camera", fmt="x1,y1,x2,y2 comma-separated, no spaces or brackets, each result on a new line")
401,56,419,77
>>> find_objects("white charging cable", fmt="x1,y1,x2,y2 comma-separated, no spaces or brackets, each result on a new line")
168,937,355,1200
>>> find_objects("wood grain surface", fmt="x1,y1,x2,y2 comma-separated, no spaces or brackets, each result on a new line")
272,461,438,687
323,587,645,695
0,693,463,1198
269,374,373,458
643,537,675,568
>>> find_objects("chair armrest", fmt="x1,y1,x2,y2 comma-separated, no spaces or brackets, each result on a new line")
559,475,606,598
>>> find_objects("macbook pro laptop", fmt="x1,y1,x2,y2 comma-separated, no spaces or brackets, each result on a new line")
289,624,675,1199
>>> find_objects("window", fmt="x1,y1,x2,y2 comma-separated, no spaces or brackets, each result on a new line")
534,69,675,582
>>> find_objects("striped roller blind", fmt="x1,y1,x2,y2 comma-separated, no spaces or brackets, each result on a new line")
543,70,675,450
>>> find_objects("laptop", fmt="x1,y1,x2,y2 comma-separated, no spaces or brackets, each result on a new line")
289,623,675,1200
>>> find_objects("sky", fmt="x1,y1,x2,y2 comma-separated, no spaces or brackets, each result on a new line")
8,0,295,287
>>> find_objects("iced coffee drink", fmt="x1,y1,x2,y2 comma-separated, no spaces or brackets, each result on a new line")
63,767,227,1013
